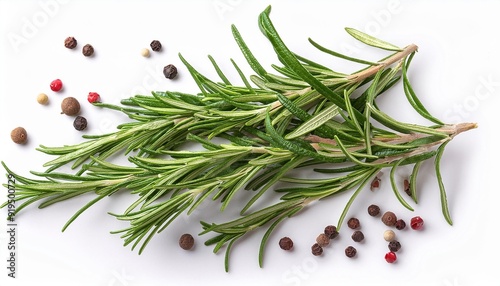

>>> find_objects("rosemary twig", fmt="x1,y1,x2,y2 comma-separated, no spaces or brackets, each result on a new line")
2,5,476,271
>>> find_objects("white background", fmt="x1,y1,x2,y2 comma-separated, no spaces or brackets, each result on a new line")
0,0,498,285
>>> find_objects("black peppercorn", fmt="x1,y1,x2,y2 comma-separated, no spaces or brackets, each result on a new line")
324,225,339,239
64,36,77,49
163,64,178,79
395,219,406,230
82,44,94,57
367,204,381,216
345,246,357,258
351,230,364,242
150,40,162,52
381,211,397,227
73,116,87,131
279,237,293,250
347,217,360,229
311,243,323,256
388,240,401,252
179,233,194,250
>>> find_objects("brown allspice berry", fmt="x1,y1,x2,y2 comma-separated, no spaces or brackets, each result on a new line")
381,211,397,227
311,243,323,256
388,240,401,252
316,233,330,247
150,40,162,52
345,246,357,258
351,230,364,242
61,97,80,116
64,36,77,49
367,204,381,216
10,127,28,144
179,233,194,250
279,237,293,251
82,44,94,57
324,225,339,239
347,217,360,229
395,219,406,230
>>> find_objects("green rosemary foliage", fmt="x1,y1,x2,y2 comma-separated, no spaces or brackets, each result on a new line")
2,6,476,271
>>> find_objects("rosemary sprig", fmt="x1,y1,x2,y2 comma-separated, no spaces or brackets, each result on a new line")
2,6,476,271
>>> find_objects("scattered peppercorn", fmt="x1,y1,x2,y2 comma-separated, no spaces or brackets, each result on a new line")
367,204,380,216
324,225,339,239
395,219,406,230
404,178,411,196
347,217,360,229
50,79,63,92
388,240,401,252
163,64,178,79
87,92,100,103
179,233,195,250
61,97,80,116
370,176,381,191
410,216,424,230
140,48,150,58
37,93,49,105
150,40,162,52
64,36,77,49
316,233,330,247
311,243,323,256
10,127,27,144
384,251,397,263
345,246,357,258
279,237,293,251
383,230,395,242
82,44,94,57
381,211,397,227
351,230,364,242
73,116,87,131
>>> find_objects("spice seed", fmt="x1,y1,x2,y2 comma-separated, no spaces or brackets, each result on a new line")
395,219,406,230
82,44,94,57
163,64,178,79
179,233,195,250
385,251,397,263
345,246,357,258
404,178,411,196
10,127,28,144
61,97,81,116
381,211,397,227
388,240,401,252
50,79,63,92
311,243,323,256
279,237,293,250
37,93,49,105
141,48,150,58
351,230,364,242
383,230,395,242
347,217,360,229
73,116,87,131
410,216,424,230
64,36,77,49
316,233,330,247
324,225,339,239
150,40,162,52
367,204,380,216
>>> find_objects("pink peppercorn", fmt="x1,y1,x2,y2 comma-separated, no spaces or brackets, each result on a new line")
50,79,63,92
88,92,100,103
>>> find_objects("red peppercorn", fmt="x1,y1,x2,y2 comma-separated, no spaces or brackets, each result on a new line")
385,251,397,263
410,216,424,230
50,79,63,92
88,92,100,103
